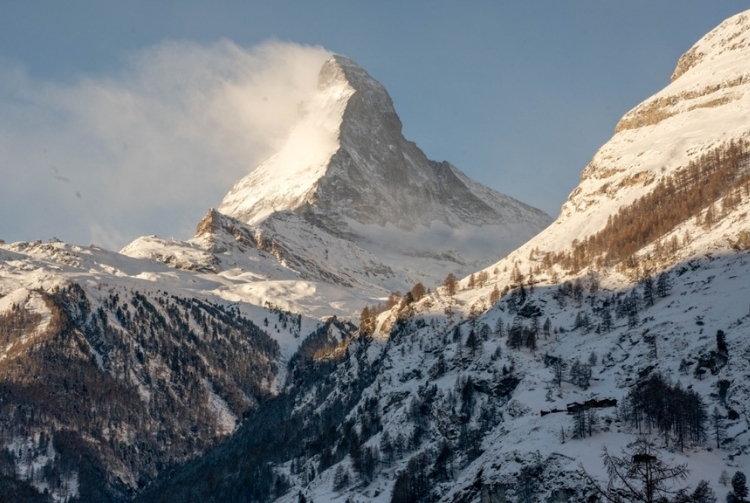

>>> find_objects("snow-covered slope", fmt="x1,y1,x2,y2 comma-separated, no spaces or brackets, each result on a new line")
123,55,551,319
0,239,322,380
419,9,750,307
0,239,329,501
271,252,750,503
132,10,750,503
527,9,750,257
134,247,750,503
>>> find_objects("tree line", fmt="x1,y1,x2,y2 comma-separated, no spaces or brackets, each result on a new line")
621,373,707,450
545,138,750,274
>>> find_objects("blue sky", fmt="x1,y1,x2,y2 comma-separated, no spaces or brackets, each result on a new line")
1,2,748,248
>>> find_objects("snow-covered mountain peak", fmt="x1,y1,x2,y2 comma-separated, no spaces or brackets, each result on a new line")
218,56,353,226
671,10,750,82
521,8,750,266
125,55,550,318
217,54,404,228
317,55,398,122
218,55,550,234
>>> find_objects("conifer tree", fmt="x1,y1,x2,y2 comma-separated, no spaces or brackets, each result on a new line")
657,272,671,298
443,273,457,296
728,471,748,503
490,284,501,305
716,329,728,354
642,275,655,307
588,351,598,367
494,316,504,338
479,323,491,341
712,407,724,449
542,317,551,339
601,308,613,332
466,328,482,357
579,438,715,503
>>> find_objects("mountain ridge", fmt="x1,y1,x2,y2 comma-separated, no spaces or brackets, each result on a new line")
5,10,750,503
123,55,551,318
133,10,750,503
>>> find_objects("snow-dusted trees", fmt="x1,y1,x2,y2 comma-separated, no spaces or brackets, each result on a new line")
516,462,543,503
466,328,483,357
525,325,537,354
352,445,379,483
569,359,592,389
716,329,728,354
573,311,591,332
542,317,551,339
571,407,599,439
380,430,394,467
547,356,566,388
727,471,748,503
479,323,491,341
433,441,454,482
494,316,504,338
390,452,431,503
600,307,613,332
332,465,351,491
507,319,523,350
626,290,641,328
428,352,447,379
588,351,598,367
656,271,671,298
711,407,725,449
621,374,707,449
642,274,655,307
579,438,716,503
452,325,462,343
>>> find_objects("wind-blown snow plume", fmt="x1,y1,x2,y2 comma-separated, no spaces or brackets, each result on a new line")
0,40,331,249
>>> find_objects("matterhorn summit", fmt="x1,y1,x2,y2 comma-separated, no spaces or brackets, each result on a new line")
125,55,551,317
219,55,547,233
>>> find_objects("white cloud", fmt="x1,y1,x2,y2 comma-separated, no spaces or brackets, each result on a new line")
0,40,332,249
